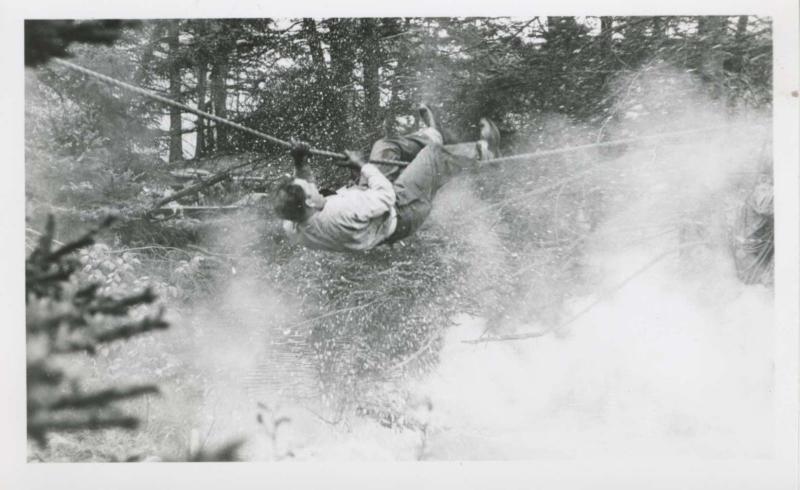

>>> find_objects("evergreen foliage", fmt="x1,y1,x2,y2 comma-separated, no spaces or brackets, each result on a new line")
26,216,167,445
24,16,773,460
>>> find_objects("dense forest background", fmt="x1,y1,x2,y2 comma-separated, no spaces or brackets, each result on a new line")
25,17,773,461
26,16,771,229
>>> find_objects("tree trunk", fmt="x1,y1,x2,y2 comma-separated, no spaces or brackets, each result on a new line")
735,15,749,38
384,75,399,137
652,17,665,36
302,18,325,66
360,18,382,139
195,62,207,158
136,23,163,85
697,16,728,97
167,21,183,163
210,58,229,152
600,16,613,53
381,18,404,137
325,19,357,147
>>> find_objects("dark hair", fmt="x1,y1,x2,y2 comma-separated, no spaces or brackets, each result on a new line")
273,177,307,222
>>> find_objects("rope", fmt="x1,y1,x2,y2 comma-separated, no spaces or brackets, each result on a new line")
51,58,404,166
475,123,756,167
52,58,764,169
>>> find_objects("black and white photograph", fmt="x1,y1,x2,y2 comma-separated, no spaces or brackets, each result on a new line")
3,3,800,488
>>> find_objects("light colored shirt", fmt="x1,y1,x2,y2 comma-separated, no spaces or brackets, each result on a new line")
283,164,397,252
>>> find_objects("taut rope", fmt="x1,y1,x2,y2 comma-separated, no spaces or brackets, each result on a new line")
52,58,764,168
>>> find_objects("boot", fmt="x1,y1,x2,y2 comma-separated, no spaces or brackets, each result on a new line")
477,118,501,160
418,103,438,132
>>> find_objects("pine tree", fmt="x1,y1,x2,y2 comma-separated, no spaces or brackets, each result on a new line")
26,216,168,445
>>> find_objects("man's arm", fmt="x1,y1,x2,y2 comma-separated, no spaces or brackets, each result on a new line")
339,151,396,220
750,182,774,216
282,220,301,244
358,164,396,219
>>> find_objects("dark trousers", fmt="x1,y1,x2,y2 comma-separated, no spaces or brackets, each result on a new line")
369,131,437,181
387,143,479,242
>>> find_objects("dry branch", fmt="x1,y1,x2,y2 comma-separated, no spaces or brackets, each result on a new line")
464,240,709,344
150,155,263,210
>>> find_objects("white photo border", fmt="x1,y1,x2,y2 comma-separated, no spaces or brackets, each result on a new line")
1,1,797,489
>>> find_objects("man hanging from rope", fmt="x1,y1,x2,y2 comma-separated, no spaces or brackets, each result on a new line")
732,149,774,286
273,105,500,253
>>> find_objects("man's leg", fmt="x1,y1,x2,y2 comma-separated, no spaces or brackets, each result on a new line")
442,119,500,160
368,138,414,181
389,144,478,241
369,127,444,181
442,141,482,159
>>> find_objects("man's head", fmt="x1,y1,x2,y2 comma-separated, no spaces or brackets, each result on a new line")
272,175,325,222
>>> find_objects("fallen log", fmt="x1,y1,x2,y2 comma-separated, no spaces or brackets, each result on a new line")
149,155,264,212
148,205,244,219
